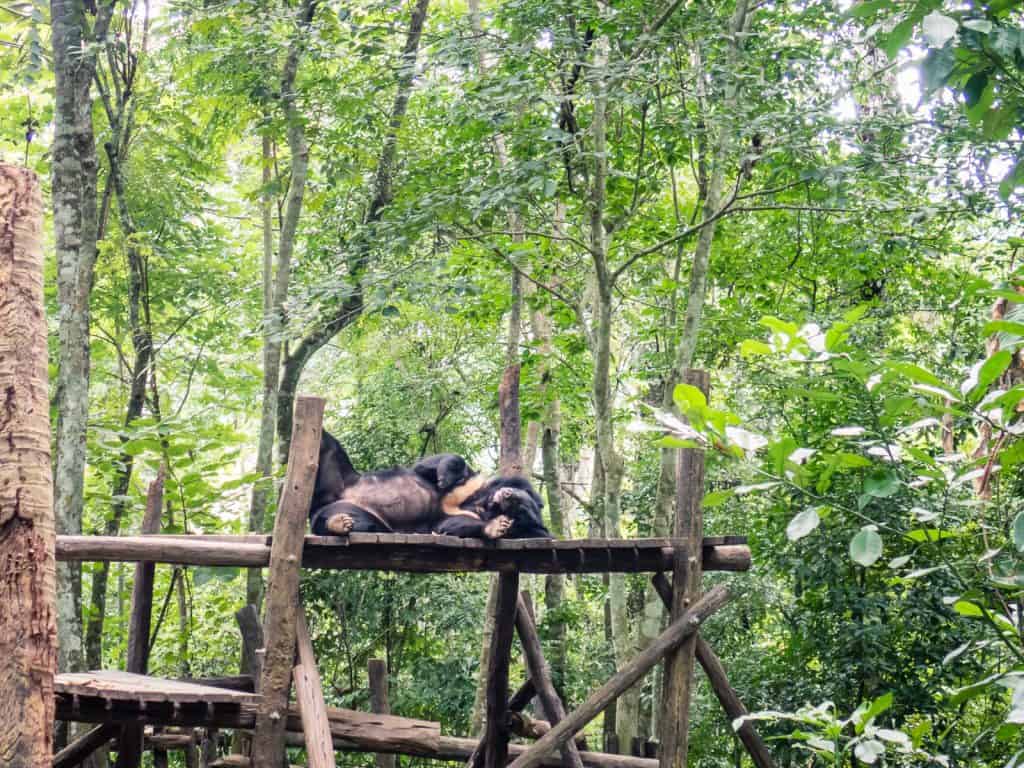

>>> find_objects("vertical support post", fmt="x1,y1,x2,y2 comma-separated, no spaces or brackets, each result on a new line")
484,571,520,768
652,574,775,768
294,607,337,768
233,603,265,756
116,467,166,768
369,659,397,768
0,165,57,768
659,369,709,768
515,592,584,768
252,395,325,768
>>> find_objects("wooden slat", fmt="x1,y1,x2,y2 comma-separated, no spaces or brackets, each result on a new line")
252,395,325,768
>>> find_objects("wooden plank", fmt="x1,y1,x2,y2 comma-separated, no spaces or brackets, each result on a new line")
294,609,336,768
505,585,731,768
484,572,520,768
660,369,709,768
55,672,260,704
57,535,750,574
368,659,396,768
117,468,166,768
252,394,325,768
515,592,583,768
508,678,537,712
53,724,121,768
651,575,775,768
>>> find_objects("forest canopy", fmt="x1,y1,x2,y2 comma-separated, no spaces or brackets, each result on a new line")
3,0,1024,765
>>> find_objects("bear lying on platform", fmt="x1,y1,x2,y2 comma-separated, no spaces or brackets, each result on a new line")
308,431,551,540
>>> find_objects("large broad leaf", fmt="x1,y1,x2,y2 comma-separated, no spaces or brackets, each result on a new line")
787,508,821,541
851,527,883,566
673,383,706,411
864,470,901,498
922,11,959,47
1014,511,1024,552
854,739,886,764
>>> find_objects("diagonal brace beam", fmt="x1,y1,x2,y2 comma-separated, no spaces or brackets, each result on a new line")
651,574,775,768
506,585,732,768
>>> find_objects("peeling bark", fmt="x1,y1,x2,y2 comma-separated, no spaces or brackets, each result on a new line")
0,165,58,767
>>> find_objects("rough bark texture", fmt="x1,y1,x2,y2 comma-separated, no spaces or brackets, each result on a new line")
483,572,520,768
0,165,57,767
52,0,116,682
277,0,430,461
252,396,325,767
294,610,336,768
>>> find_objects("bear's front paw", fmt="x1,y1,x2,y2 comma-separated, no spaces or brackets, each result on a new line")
483,515,513,540
325,513,354,535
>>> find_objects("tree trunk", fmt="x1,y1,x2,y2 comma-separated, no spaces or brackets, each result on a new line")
0,165,58,768
247,132,278,611
51,0,116,685
276,0,430,462
84,138,154,671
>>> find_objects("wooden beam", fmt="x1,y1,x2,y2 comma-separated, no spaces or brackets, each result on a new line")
252,394,325,768
484,572,520,768
56,534,751,574
508,678,538,712
294,608,336,768
515,592,583,768
116,468,166,768
651,575,775,768
660,369,709,768
0,165,56,768
53,724,121,768
232,604,264,755
368,659,396,768
505,585,731,768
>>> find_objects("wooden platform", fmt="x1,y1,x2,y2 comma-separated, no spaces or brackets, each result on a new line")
56,533,750,573
56,671,259,707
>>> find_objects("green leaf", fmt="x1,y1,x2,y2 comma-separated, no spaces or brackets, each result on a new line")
786,508,821,541
922,11,959,48
905,528,957,542
972,350,1012,395
1013,511,1024,552
850,527,883,566
952,599,984,617
922,47,955,94
882,17,916,60
886,361,945,388
701,489,734,508
739,339,772,357
864,470,901,498
673,383,707,410
848,0,893,19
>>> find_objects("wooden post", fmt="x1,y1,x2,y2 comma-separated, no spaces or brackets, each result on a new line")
483,572,520,768
294,607,336,768
651,575,775,768
233,604,265,756
369,659,397,768
116,467,166,768
252,395,325,768
515,592,584,768
659,369,709,768
506,585,731,768
0,165,57,767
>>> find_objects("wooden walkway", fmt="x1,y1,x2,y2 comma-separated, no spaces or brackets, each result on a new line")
55,533,750,573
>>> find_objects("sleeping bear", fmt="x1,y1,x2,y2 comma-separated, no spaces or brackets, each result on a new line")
309,431,551,540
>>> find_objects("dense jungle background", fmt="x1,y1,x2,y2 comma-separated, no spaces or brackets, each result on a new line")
3,0,1024,765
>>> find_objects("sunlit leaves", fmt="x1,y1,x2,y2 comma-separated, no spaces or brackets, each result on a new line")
850,526,884,566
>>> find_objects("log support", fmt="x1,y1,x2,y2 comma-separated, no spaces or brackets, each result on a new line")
483,572,520,768
369,659,397,768
506,585,732,768
294,607,336,768
252,395,325,767
651,574,774,768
